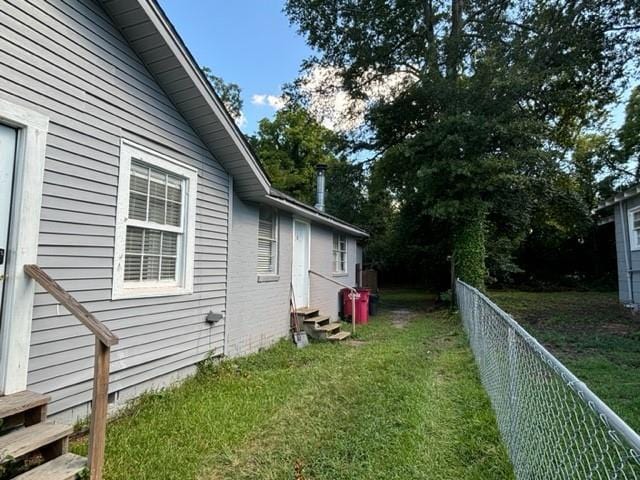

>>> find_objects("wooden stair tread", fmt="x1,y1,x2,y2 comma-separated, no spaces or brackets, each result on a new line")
295,307,319,316
0,391,49,419
302,315,330,324
328,331,351,341
0,422,73,462
14,453,86,480
315,322,341,332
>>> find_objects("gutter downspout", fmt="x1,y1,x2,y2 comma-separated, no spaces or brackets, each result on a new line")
620,202,634,304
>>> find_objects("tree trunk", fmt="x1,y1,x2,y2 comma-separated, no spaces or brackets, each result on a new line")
453,209,486,289
446,0,464,79
423,0,439,77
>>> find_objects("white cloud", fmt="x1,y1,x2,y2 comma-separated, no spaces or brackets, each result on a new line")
266,95,286,110
251,93,286,111
234,110,247,129
251,94,267,106
298,65,416,133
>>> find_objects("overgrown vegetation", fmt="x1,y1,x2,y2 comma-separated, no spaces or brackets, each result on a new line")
72,291,513,480
491,290,640,431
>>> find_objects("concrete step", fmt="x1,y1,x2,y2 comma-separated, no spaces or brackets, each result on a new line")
0,391,49,421
14,453,86,480
0,422,72,463
328,331,351,341
295,307,319,318
302,315,330,325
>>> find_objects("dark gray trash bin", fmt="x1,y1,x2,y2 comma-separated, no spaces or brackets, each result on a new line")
369,293,379,316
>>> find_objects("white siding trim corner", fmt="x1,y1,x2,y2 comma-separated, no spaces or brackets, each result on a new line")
0,98,49,395
628,205,640,251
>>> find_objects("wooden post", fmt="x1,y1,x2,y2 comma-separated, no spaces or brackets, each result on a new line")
351,291,356,335
23,265,117,480
88,340,110,480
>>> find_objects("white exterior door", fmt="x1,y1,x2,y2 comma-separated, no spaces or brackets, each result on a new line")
292,219,310,308
0,124,17,321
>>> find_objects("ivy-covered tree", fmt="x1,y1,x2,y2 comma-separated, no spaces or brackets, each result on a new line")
286,0,640,288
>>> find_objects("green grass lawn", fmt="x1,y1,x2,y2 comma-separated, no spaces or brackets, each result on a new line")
490,290,640,432
72,290,513,480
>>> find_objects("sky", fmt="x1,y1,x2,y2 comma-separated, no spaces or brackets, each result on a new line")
158,0,312,134
158,1,633,135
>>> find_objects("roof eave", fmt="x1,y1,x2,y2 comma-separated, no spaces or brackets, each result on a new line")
596,184,640,211
100,0,270,200
100,0,369,237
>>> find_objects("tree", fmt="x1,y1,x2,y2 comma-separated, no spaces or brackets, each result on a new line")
201,66,243,121
571,134,619,211
324,160,366,225
286,0,640,288
249,105,351,205
619,86,640,179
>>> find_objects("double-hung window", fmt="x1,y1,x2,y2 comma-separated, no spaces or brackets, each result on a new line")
630,207,640,250
333,232,347,274
257,206,278,275
112,141,197,299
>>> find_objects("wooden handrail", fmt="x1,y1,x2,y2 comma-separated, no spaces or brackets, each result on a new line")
24,265,118,346
308,269,356,292
308,269,358,334
24,264,118,480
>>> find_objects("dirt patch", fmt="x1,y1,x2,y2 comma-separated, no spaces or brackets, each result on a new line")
346,339,367,347
391,309,413,328
601,323,636,335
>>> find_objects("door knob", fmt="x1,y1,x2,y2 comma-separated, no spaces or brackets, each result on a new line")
0,248,4,265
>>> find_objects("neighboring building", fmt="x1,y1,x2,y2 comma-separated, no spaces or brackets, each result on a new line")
598,185,640,306
0,0,367,424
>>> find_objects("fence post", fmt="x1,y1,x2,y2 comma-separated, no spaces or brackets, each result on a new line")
507,327,518,467
450,256,456,308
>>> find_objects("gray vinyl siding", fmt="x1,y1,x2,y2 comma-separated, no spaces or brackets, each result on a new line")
225,197,363,356
310,225,359,320
0,0,228,415
226,194,293,357
614,196,640,304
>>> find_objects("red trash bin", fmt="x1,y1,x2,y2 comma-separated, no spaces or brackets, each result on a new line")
341,287,370,324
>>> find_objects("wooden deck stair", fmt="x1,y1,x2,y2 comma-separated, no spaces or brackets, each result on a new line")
0,391,86,479
296,307,351,341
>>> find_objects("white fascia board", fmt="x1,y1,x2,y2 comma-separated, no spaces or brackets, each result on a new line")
262,195,369,239
136,0,271,194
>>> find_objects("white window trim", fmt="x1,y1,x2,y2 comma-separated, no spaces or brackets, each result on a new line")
333,232,348,275
629,206,640,251
0,98,48,395
257,206,279,276
112,140,197,299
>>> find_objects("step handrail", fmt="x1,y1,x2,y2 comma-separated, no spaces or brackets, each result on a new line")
308,269,358,334
24,264,117,480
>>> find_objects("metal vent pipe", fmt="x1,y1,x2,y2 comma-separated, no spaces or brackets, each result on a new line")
315,164,327,211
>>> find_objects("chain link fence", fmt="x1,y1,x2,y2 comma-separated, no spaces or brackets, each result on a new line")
456,280,640,479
